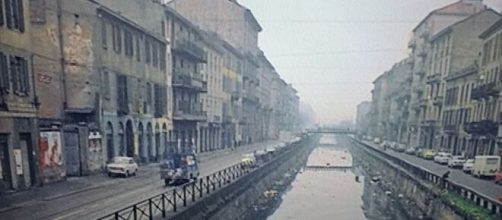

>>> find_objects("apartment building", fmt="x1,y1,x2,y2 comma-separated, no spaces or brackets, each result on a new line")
407,0,485,148
164,8,207,153
423,9,500,153
0,0,39,192
467,18,502,157
356,101,371,135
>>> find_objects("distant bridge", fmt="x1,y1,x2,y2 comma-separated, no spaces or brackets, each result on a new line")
307,128,355,134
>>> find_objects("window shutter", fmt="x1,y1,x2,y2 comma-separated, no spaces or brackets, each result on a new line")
0,0,4,26
0,53,9,92
21,58,29,94
17,0,24,32
5,0,13,28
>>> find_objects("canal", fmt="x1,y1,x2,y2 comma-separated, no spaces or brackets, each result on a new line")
266,134,406,220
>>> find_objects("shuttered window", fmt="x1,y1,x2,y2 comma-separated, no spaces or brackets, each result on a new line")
0,52,9,93
4,0,24,32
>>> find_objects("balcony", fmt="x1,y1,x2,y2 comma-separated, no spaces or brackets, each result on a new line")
433,95,443,106
463,120,498,136
443,124,459,133
417,48,427,58
173,102,207,122
242,89,259,103
231,91,241,101
419,97,428,107
414,85,424,94
471,82,499,100
426,73,441,84
408,40,416,49
173,39,207,62
172,69,207,93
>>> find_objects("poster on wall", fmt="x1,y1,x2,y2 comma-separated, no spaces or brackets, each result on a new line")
39,131,63,168
88,132,103,171
13,149,23,175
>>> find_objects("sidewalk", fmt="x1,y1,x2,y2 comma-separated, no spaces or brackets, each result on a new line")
0,139,285,212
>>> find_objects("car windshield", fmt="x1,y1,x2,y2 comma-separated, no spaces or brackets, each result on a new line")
113,157,130,164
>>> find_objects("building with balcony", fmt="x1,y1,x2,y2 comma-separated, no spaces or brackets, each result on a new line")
429,9,501,156
406,0,485,149
165,7,208,153
469,17,502,157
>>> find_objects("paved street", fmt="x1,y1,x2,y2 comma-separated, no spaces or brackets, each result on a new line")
0,140,283,220
360,140,502,203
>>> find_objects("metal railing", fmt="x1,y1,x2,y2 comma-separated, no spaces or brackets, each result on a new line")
97,136,310,220
353,138,502,216
97,163,252,220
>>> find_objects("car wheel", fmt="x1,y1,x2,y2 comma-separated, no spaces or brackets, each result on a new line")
125,171,130,178
164,179,170,186
108,172,113,177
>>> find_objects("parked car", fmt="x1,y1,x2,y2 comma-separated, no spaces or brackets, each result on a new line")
405,147,416,155
373,138,382,144
107,157,138,177
447,156,466,168
434,152,452,164
395,144,406,153
472,156,501,178
495,172,502,185
421,149,437,160
463,159,475,173
414,148,424,157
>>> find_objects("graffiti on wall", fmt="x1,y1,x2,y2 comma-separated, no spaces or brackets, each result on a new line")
88,132,103,172
39,132,63,168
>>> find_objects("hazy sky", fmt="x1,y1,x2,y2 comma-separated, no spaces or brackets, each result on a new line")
239,0,502,124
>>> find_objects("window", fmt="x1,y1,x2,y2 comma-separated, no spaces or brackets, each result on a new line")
101,19,107,49
136,35,141,62
124,29,133,58
152,43,158,67
154,84,166,117
0,52,9,93
103,71,110,98
112,23,121,54
161,20,165,37
146,82,152,107
117,75,128,114
4,0,25,32
160,47,166,70
145,39,151,63
9,56,29,95
0,0,4,26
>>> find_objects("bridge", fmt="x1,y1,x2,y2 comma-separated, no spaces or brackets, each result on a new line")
307,127,355,134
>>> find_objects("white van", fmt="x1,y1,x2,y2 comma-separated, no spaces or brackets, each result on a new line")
472,156,501,178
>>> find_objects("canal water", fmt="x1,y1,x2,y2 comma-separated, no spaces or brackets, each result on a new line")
266,134,397,220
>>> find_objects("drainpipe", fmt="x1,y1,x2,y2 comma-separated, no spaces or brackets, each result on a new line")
56,0,68,108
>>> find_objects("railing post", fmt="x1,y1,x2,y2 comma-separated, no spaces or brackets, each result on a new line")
173,189,177,212
206,176,210,194
212,174,216,191
161,194,166,217
149,198,153,220
133,204,138,220
199,178,203,198
183,185,187,207
115,213,119,220
192,182,196,202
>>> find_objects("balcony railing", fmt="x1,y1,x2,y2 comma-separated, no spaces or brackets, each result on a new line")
173,39,207,62
471,82,499,100
433,95,443,106
463,120,498,136
242,89,259,103
173,102,207,121
173,69,208,93
426,73,441,84
443,124,459,133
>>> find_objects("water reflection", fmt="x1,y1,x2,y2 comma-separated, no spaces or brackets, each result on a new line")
267,134,365,220
266,134,405,220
